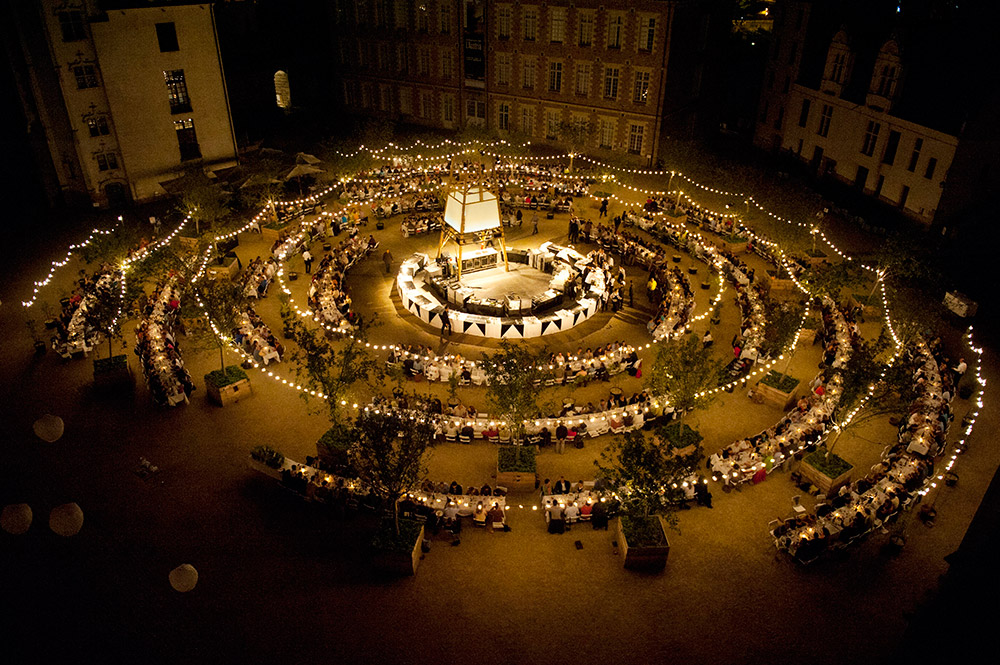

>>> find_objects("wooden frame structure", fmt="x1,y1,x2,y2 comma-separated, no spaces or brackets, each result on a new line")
435,185,509,279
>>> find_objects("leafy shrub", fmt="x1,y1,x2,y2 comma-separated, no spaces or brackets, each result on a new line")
205,365,249,388
621,515,667,548
760,370,800,393
93,354,128,375
657,422,703,450
804,449,853,478
371,517,423,553
250,445,285,469
498,445,536,473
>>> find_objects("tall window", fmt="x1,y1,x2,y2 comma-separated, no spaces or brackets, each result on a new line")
633,71,650,104
394,1,407,30
907,138,922,172
550,7,566,43
548,62,562,93
164,70,192,114
628,124,644,154
498,102,510,131
882,130,900,165
522,56,536,89
399,87,412,114
578,11,594,46
174,119,201,161
817,104,833,137
275,70,291,109
639,17,656,51
607,14,623,48
58,11,86,42
523,7,537,41
439,3,451,33
442,94,454,122
441,50,453,79
95,151,119,171
924,157,937,180
419,91,431,119
496,53,511,85
575,63,591,96
599,119,614,149
874,65,897,97
520,106,535,134
417,47,431,76
546,110,560,139
603,66,619,100
379,85,391,112
417,5,429,31
830,52,846,83
396,45,408,73
798,99,811,128
86,115,110,137
73,65,98,89
155,22,179,52
861,120,880,156
497,5,511,38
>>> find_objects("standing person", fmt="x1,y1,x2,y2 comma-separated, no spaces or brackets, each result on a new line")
555,422,568,454
613,214,622,233
599,198,609,218
302,249,313,274
546,501,565,534
382,249,393,274
628,281,634,307
531,212,539,235
440,306,452,338
516,208,523,227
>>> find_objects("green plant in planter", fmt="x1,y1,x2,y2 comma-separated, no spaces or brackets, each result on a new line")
657,422,703,450
94,354,128,375
482,340,548,443
620,514,668,547
498,445,537,473
371,517,423,553
596,429,703,532
205,364,248,388
250,445,285,469
759,370,800,393
317,423,357,476
803,448,852,478
645,333,719,429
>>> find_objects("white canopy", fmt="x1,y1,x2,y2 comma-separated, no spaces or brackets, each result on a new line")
444,187,500,235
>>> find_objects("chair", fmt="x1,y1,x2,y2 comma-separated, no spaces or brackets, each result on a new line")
792,495,806,513
459,434,472,445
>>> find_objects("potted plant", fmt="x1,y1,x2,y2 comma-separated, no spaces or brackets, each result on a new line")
205,365,252,406
496,445,537,491
597,430,703,572
481,341,548,444
798,312,822,344
799,448,854,496
755,369,802,409
248,445,285,479
85,275,134,389
316,423,356,476
25,318,47,356
348,411,435,576
196,279,253,406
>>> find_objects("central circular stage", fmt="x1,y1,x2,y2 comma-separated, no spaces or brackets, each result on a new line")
396,241,610,339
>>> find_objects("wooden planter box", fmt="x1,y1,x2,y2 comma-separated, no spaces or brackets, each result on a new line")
93,355,134,389
799,458,854,496
804,251,828,268
178,235,200,251
495,469,537,492
206,255,240,281
206,377,252,406
618,517,670,571
262,221,295,241
247,458,282,481
798,328,818,345
663,212,687,227
372,525,425,576
766,271,799,300
720,239,748,254
755,376,802,410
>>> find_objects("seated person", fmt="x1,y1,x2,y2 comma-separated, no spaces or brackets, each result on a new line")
487,502,505,527
480,484,492,496
472,503,488,526
448,481,463,495
564,502,581,523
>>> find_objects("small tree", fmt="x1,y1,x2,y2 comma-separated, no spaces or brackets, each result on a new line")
195,278,250,373
802,261,866,301
481,340,548,443
178,176,232,237
84,272,125,359
350,410,435,536
285,313,383,423
596,429,703,531
646,333,719,429
760,298,807,375
826,332,918,457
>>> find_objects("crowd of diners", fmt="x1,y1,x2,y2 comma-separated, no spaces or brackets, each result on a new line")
50,266,118,358
241,256,278,299
233,307,283,366
305,232,379,331
134,277,193,406
773,336,955,563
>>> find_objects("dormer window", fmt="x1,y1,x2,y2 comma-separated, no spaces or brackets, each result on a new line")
821,30,852,96
867,39,902,110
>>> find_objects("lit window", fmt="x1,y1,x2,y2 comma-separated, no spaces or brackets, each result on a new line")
174,118,201,161
164,70,192,114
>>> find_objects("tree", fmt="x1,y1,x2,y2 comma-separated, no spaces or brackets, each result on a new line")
284,313,383,425
596,429,703,530
645,333,719,428
177,175,232,237
826,331,918,457
195,278,250,373
481,340,548,443
801,261,866,301
350,410,435,535
84,272,125,359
